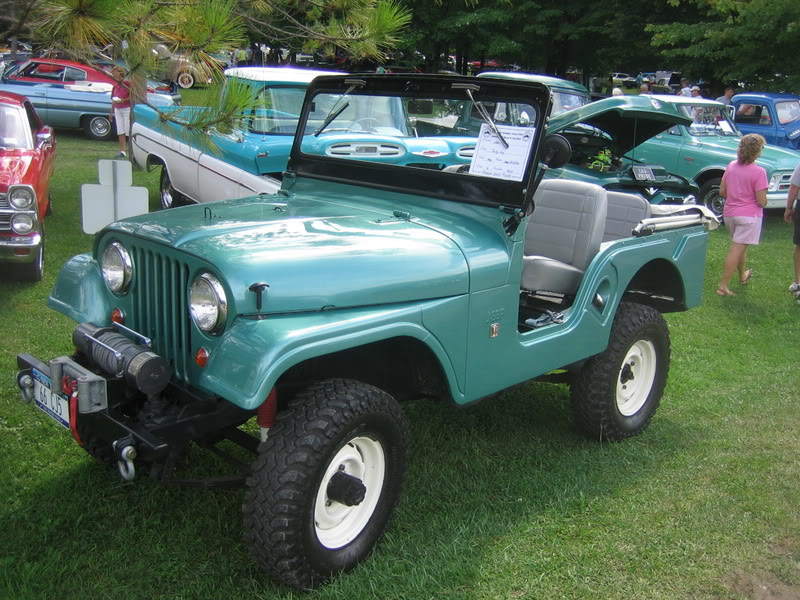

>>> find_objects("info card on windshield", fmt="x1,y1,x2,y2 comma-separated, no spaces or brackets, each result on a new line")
469,124,536,181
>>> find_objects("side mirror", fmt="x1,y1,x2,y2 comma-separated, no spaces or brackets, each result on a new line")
36,128,54,145
541,134,571,169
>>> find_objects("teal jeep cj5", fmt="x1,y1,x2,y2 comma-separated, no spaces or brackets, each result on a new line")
17,74,715,589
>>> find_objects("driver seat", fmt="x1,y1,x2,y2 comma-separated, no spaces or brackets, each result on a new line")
522,179,608,296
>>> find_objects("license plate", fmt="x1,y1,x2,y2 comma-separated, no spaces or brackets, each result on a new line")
32,368,70,430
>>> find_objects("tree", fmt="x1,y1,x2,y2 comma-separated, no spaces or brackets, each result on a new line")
30,0,410,136
649,0,800,91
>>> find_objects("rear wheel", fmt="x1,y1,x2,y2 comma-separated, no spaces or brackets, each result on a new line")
159,166,187,209
83,115,115,141
699,177,724,218
176,71,195,89
571,302,670,441
243,379,409,589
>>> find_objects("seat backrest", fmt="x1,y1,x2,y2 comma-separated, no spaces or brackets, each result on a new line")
525,179,608,272
603,191,652,242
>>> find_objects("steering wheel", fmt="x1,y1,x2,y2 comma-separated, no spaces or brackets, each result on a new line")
348,118,380,133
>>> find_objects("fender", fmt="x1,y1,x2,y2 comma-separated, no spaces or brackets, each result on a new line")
199,300,465,409
48,254,113,325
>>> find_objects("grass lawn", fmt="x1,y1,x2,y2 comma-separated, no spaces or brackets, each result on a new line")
1,132,799,599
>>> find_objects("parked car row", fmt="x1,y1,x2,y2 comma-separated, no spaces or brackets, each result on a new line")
6,64,800,284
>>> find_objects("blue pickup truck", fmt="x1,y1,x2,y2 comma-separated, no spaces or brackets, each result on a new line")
731,92,800,152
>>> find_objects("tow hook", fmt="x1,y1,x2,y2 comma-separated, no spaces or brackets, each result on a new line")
113,437,137,481
17,371,34,404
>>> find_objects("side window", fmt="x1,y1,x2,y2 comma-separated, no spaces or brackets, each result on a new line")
64,67,87,82
735,103,770,125
667,125,681,136
24,103,39,133
31,63,66,80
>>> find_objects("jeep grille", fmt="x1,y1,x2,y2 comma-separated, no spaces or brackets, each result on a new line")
128,245,192,382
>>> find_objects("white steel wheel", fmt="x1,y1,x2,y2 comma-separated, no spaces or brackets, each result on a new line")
314,436,385,549
616,339,657,416
243,379,408,590
571,302,670,441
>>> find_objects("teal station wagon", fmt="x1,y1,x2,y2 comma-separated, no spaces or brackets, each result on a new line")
17,74,715,590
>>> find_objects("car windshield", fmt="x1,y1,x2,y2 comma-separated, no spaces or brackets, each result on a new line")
247,86,314,135
300,88,539,182
776,100,800,125
0,105,31,149
679,104,738,136
551,91,591,115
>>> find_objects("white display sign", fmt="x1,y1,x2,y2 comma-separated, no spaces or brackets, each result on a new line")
81,160,149,234
468,124,536,182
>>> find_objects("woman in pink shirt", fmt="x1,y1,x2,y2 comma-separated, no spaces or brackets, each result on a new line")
717,134,768,296
109,66,131,158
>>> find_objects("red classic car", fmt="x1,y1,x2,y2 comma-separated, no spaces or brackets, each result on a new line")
7,58,115,88
0,91,55,281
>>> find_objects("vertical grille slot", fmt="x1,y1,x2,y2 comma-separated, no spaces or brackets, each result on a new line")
130,245,191,382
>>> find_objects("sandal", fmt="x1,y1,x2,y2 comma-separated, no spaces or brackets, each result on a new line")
716,288,736,296
740,269,753,285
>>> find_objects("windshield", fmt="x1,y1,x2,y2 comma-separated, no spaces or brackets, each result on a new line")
299,88,539,181
551,91,591,115
247,85,311,135
0,105,31,149
679,104,738,136
776,100,800,125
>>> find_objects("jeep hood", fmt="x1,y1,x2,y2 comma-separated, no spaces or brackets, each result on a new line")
106,195,469,313
548,95,693,156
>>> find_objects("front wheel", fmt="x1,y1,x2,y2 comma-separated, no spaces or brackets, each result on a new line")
243,379,409,590
699,177,724,218
571,302,670,441
83,115,115,141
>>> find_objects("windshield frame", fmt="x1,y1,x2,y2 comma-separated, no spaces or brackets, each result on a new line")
288,74,551,208
679,103,740,137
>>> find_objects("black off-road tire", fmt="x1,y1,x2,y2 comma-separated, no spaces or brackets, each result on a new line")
243,379,409,590
571,302,670,441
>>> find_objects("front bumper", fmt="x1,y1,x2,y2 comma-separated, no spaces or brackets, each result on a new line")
16,352,170,462
0,231,42,264
766,191,790,209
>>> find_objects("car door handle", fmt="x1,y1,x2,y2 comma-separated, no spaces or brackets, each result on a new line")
683,156,695,163
256,152,269,158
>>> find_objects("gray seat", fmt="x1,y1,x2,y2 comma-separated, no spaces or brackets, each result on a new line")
522,179,608,295
603,191,652,242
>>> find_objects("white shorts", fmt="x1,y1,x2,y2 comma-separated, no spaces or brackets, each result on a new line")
114,107,131,135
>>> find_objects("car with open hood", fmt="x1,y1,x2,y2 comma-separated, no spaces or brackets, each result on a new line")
17,73,715,590
545,94,700,205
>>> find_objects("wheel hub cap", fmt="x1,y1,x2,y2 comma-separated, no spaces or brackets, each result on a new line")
314,436,385,549
616,340,657,416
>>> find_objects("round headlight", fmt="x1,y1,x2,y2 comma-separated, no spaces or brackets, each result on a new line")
102,242,133,294
9,186,35,210
10,212,34,235
190,272,228,334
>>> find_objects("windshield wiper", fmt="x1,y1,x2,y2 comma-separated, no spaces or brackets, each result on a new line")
313,79,364,137
452,83,509,149
314,101,350,136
